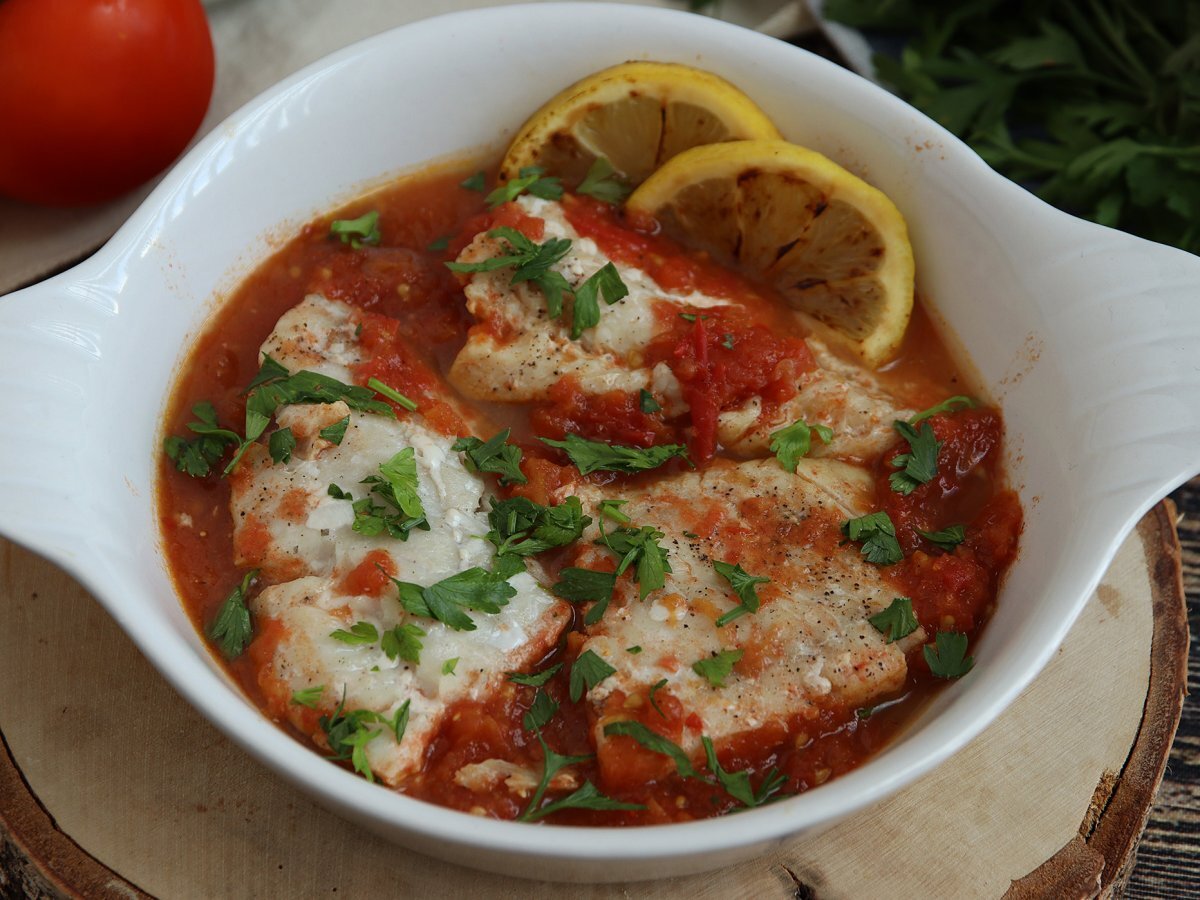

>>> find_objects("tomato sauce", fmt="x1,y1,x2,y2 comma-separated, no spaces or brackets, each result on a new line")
157,158,1020,826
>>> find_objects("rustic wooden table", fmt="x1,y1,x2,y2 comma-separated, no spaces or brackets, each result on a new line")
1132,479,1200,897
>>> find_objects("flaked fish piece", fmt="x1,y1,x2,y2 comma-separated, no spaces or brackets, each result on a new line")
235,294,572,785
251,574,568,786
718,338,914,463
557,458,922,787
449,197,910,463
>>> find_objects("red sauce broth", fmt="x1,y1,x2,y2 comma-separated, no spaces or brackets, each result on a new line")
157,159,1021,825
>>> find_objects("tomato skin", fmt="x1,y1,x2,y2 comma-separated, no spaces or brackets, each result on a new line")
0,0,215,206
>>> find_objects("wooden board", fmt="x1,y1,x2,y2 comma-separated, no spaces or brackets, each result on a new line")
0,503,1187,899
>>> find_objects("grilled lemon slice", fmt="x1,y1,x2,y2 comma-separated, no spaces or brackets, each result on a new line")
499,61,781,187
626,139,915,367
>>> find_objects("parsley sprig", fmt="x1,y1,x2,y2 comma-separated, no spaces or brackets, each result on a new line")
603,721,788,809
452,429,528,486
888,420,941,495
713,561,770,627
769,419,834,472
518,731,643,822
486,496,591,557
208,569,258,659
924,631,975,679
319,690,411,783
385,557,522,632
540,433,690,476
328,447,428,540
446,226,573,316
552,567,617,625
692,648,743,688
576,157,631,204
823,1,1200,254
868,597,920,643
485,165,563,209
163,402,240,478
330,210,381,249
841,512,904,566
596,517,672,600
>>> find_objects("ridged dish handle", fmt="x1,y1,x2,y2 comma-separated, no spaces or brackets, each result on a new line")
0,270,117,571
1033,219,1200,531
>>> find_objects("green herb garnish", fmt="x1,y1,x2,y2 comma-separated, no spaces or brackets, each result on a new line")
576,157,631,204
208,569,258,659
889,420,942,495
639,389,662,414
329,621,379,645
768,420,834,473
569,650,617,702
713,561,770,627
447,226,573,317
910,395,976,425
367,377,418,412
518,731,642,822
485,165,564,208
918,524,966,551
508,662,563,687
291,685,325,709
552,567,618,626
692,648,743,688
381,623,426,663
868,597,920,643
924,631,975,678
330,210,381,248
841,512,904,566
386,562,520,632
540,433,690,476
452,429,527,486
570,262,629,339
486,495,591,557
319,415,350,445
163,401,240,478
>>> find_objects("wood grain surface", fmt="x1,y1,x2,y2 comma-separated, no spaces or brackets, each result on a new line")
1129,478,1200,898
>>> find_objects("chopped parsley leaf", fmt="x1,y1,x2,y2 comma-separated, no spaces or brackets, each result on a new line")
319,692,411,783
485,165,563,209
426,234,450,253
208,569,258,659
576,157,631,204
452,429,527,486
446,226,573,317
841,511,904,566
713,561,770,627
268,426,296,464
330,210,381,248
639,389,662,414
163,401,240,478
603,721,788,809
910,395,976,425
692,648,743,688
330,447,429,540
319,415,350,445
570,262,629,339
648,678,668,718
291,685,325,709
523,689,559,731
868,597,919,643
552,567,617,626
508,662,563,687
702,737,788,808
569,650,617,702
924,631,975,679
386,562,519,632
888,420,941,495
721,333,735,350
768,419,834,473
596,520,672,600
518,731,641,821
367,377,418,412
330,621,379,645
626,645,642,654
380,623,426,663
598,498,632,524
918,524,966,551
460,171,486,192
486,495,591,557
540,433,690,475
442,657,459,676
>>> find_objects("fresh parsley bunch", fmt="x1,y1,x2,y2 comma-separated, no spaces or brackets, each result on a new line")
824,0,1200,253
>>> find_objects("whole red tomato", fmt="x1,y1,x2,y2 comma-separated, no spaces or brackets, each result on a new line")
0,0,215,206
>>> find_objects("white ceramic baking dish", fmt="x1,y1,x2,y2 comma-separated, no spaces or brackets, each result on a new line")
1,3,1198,883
